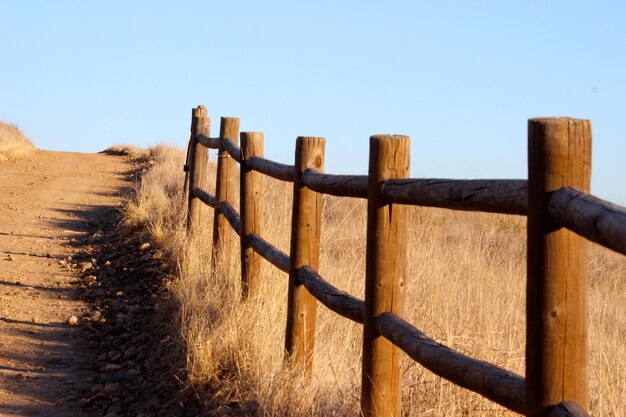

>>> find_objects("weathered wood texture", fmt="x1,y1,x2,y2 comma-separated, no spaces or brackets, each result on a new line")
247,156,295,182
193,187,241,234
527,118,591,417
223,137,242,163
376,312,525,414
240,132,264,297
381,178,528,215
187,106,211,231
218,200,241,236
544,401,591,417
285,137,325,376
549,187,626,255
361,135,409,417
297,266,364,324
197,134,220,149
193,187,217,207
301,170,368,198
246,233,290,273
212,117,241,271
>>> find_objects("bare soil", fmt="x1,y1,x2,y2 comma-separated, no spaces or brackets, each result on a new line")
0,150,132,416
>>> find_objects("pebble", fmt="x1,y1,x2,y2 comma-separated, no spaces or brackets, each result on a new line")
66,315,79,326
103,382,121,394
103,363,122,373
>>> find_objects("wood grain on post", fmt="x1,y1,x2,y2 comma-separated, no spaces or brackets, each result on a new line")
187,105,210,232
240,132,264,298
361,135,410,417
527,118,591,417
212,117,241,272
284,137,325,376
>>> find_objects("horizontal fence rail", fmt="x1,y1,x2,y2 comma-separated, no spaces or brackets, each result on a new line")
297,266,365,324
381,178,528,215
301,170,369,198
246,155,295,182
376,312,526,414
197,134,220,149
548,187,626,255
182,107,626,417
246,233,290,273
193,187,241,235
222,137,242,163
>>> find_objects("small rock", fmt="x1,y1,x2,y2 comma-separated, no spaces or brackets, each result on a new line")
67,316,79,326
103,382,121,394
80,262,93,272
102,363,122,373
122,345,138,360
125,368,140,378
139,242,150,251
90,383,104,393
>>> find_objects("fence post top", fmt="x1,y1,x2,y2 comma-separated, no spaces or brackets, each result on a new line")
193,106,208,118
296,136,325,143
370,134,410,142
528,117,590,125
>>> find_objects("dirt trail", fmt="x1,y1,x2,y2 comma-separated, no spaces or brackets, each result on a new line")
0,150,132,416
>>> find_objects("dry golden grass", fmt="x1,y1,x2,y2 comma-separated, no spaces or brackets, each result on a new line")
103,144,152,161
0,120,36,161
124,145,625,416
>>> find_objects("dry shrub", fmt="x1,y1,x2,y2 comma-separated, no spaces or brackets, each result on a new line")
0,120,36,161
124,145,625,416
103,144,152,162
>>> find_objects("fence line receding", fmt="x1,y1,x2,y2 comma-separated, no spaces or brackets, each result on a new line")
184,105,626,417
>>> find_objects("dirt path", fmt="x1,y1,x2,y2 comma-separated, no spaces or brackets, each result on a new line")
0,150,132,416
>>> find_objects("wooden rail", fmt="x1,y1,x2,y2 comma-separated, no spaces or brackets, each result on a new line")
246,156,294,182
548,187,626,255
183,106,626,416
381,178,528,215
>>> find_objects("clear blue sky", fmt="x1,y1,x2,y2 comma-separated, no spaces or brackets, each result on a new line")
2,1,625,204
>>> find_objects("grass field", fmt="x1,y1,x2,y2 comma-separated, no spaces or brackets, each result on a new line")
0,121,36,161
122,144,625,416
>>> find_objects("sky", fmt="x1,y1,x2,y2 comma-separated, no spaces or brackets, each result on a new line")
1,1,625,204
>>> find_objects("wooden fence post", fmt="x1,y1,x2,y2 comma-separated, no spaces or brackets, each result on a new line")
527,118,591,417
285,136,325,376
240,132,264,298
212,117,241,272
362,135,410,417
187,105,210,232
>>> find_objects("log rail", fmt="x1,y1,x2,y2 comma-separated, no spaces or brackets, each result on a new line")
184,107,626,417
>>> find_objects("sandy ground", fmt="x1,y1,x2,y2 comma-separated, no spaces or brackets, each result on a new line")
0,150,132,416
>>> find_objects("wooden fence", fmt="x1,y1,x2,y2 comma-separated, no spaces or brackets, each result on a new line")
183,105,626,417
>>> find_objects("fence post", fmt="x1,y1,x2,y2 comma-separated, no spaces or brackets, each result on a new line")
212,117,241,272
285,136,325,376
527,118,591,417
240,132,264,298
187,105,210,232
361,135,410,417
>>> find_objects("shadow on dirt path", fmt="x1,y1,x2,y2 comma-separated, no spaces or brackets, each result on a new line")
0,150,134,417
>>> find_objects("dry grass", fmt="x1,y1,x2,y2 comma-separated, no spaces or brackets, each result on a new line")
123,145,625,416
103,144,152,161
0,120,36,161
